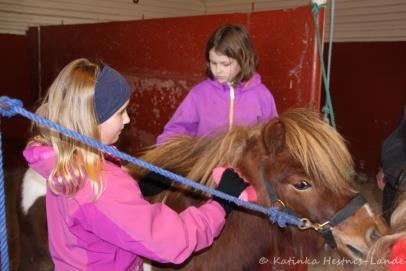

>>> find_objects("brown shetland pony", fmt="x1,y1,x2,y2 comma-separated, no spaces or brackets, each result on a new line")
128,109,388,271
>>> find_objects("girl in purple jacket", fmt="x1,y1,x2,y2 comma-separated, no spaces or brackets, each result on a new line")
23,58,248,271
157,24,278,144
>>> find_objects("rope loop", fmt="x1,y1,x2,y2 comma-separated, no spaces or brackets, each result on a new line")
268,208,303,228
322,105,331,124
311,2,327,15
0,96,22,118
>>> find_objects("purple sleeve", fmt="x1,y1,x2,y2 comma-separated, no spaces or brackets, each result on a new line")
261,87,278,121
156,92,199,144
85,170,225,264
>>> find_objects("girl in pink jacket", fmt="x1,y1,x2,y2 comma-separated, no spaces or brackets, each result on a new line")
157,24,278,144
150,24,277,197
23,58,248,271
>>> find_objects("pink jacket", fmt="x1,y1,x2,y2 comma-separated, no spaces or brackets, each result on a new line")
23,145,225,271
157,73,278,144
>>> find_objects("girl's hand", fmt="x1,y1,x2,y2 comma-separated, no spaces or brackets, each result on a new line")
212,166,257,202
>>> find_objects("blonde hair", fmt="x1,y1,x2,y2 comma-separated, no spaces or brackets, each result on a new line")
30,58,104,198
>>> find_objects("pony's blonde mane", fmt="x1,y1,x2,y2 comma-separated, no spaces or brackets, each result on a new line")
278,109,356,195
133,125,261,188
131,109,356,196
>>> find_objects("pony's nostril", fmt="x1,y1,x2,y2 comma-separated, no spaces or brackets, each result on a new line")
369,228,381,241
346,244,365,259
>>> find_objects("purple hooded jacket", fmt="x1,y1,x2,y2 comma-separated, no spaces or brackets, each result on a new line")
157,73,278,143
23,144,225,271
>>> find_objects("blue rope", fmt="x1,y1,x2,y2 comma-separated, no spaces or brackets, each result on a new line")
0,96,302,226
0,121,9,271
0,96,303,268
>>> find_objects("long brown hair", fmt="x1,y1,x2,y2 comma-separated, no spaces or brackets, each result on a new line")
205,24,258,85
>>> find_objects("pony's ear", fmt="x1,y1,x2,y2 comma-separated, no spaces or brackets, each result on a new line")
262,119,285,156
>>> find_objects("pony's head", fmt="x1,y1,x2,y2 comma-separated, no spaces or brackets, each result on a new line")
256,109,388,260
130,108,388,270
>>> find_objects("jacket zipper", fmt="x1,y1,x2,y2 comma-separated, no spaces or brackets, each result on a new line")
228,83,235,131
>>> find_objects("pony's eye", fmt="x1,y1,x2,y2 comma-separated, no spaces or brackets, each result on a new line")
293,180,311,190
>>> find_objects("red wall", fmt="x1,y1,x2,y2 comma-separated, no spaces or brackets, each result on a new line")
0,34,32,168
25,6,323,154
330,42,406,175
0,34,32,136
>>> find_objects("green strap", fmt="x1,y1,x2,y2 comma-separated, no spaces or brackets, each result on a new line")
311,2,336,129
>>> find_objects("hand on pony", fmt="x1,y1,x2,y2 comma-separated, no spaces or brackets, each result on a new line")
212,167,257,215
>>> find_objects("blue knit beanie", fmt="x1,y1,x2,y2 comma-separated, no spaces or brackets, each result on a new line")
95,64,131,123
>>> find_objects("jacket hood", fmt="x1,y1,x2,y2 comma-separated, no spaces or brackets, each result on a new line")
23,144,55,165
23,144,121,168
206,73,262,93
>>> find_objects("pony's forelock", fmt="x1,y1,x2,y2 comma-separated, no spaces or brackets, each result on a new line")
279,109,357,196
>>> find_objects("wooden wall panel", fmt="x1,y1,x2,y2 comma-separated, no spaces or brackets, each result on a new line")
0,34,32,167
331,42,406,175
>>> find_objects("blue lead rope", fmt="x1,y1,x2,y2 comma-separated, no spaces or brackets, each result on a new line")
0,96,303,271
0,120,9,271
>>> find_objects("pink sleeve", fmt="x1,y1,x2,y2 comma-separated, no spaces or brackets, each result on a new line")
83,169,225,264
